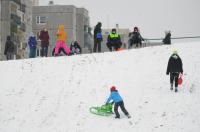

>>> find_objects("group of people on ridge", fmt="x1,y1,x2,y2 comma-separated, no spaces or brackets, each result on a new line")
4,24,82,60
93,22,145,53
4,21,173,60
27,24,82,58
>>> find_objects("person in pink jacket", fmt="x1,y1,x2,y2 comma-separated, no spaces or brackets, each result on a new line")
54,24,71,56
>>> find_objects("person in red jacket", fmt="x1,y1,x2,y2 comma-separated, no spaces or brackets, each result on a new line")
39,27,50,57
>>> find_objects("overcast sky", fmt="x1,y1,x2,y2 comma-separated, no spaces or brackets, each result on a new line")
40,0,200,39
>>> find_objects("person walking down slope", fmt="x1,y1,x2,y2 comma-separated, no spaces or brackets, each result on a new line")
54,24,71,56
106,86,131,119
4,36,15,60
166,50,183,92
106,28,122,51
28,32,37,58
39,27,50,57
93,22,103,52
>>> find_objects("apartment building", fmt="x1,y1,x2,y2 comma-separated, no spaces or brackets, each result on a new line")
0,0,32,60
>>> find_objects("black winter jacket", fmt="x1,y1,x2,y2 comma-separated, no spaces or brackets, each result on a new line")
163,33,171,44
70,42,82,54
94,24,103,41
166,54,183,74
4,40,15,55
129,32,143,44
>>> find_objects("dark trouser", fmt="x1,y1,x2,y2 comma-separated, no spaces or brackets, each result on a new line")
52,47,68,56
29,48,36,58
106,43,112,51
41,46,48,57
170,72,179,88
93,40,101,52
6,52,14,60
107,42,121,51
135,42,142,47
114,101,129,118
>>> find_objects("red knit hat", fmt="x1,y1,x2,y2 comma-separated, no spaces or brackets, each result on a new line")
110,86,116,91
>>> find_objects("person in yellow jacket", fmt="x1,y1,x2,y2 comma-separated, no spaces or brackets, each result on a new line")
54,24,71,56
106,28,122,51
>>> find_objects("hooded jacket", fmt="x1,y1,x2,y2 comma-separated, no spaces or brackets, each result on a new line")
4,36,15,54
70,41,82,54
106,90,123,104
107,33,122,45
94,22,103,41
28,33,37,49
166,54,183,74
57,24,67,42
39,30,49,47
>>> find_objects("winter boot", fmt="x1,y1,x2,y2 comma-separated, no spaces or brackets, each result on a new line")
115,116,120,119
170,84,173,90
126,114,131,118
175,87,178,92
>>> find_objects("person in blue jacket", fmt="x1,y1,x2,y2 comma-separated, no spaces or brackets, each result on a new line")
28,32,37,58
106,86,131,119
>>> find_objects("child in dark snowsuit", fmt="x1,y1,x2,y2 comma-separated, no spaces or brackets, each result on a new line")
106,86,131,119
166,50,183,92
70,41,82,55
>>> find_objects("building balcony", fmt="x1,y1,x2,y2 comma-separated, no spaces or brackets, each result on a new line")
11,22,18,33
20,22,26,32
11,13,21,25
10,0,21,5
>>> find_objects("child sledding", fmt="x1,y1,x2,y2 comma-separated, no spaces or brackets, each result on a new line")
90,86,131,119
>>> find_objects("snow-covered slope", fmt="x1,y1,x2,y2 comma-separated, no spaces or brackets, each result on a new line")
0,42,200,132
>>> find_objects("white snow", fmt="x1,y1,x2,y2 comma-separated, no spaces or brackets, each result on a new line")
0,41,200,132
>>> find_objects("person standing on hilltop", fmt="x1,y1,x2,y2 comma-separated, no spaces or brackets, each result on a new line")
39,27,50,57
93,22,103,52
4,36,15,60
54,24,71,56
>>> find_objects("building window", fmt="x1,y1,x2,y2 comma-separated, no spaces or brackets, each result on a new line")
36,16,47,25
19,4,26,13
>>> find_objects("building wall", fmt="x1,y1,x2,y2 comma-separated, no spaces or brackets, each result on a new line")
32,5,91,56
0,0,1,59
76,8,91,53
0,0,32,60
32,5,77,56
0,0,10,60
31,0,39,6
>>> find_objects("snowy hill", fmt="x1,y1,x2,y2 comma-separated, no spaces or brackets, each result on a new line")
0,42,200,132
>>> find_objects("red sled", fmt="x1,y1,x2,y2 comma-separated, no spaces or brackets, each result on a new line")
116,48,124,51
178,75,183,85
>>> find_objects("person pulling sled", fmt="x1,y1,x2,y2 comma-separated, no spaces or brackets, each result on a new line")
106,86,131,119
